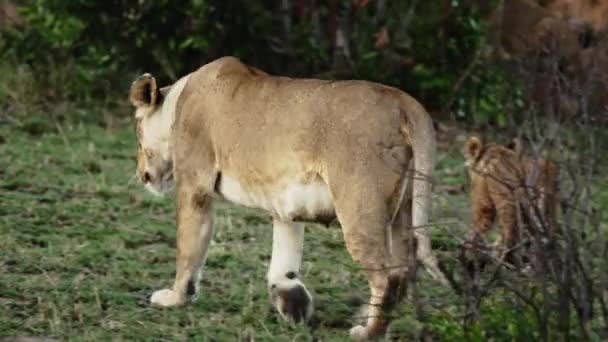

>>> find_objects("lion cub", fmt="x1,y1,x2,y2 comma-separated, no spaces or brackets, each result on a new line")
463,136,558,261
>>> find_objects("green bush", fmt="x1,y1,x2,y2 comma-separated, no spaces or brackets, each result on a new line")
1,0,515,124
3,0,214,101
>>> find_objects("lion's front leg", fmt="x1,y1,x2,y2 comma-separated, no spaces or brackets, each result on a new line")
267,219,313,323
151,191,214,307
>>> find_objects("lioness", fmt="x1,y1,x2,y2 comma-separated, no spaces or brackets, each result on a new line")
129,56,447,340
464,136,558,259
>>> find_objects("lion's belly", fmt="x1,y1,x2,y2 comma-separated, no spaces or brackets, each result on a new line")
217,175,335,222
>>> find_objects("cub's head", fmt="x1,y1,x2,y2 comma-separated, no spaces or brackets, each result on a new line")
463,136,523,192
129,73,174,195
464,136,522,168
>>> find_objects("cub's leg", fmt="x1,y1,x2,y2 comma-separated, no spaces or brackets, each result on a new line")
470,190,496,244
267,219,313,323
541,162,559,239
495,202,519,264
150,191,214,306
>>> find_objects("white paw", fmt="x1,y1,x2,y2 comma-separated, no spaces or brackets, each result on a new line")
349,325,369,341
150,288,185,307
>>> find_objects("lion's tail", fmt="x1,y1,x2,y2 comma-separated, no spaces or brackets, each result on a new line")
394,99,450,287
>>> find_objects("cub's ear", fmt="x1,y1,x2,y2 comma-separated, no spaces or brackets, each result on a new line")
506,137,523,155
464,136,482,162
129,73,159,109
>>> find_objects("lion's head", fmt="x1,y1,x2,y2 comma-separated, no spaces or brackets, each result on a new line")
129,73,191,195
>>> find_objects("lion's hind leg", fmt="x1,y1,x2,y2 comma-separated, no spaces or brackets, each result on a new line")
334,192,406,341
391,193,416,299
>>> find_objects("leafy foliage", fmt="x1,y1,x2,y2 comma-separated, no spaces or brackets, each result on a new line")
1,0,515,123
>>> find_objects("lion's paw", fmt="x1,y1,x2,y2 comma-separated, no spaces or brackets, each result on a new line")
150,288,186,307
270,279,313,323
349,325,370,341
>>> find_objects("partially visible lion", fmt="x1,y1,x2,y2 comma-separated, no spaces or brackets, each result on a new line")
129,56,449,340
464,136,559,260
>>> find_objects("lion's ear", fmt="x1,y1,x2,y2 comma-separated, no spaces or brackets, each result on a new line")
129,73,159,109
464,136,482,162
159,85,172,98
506,137,523,155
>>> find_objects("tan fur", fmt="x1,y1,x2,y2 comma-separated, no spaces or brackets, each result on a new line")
464,136,558,258
129,56,447,340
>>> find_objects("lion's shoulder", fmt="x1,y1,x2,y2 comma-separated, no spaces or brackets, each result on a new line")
193,56,267,82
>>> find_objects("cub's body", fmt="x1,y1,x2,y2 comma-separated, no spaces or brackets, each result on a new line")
464,136,559,260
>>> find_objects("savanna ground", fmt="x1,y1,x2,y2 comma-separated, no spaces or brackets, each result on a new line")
2,1,608,340
0,99,510,341
2,96,608,341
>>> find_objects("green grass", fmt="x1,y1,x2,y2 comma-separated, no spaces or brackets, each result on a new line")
4,111,605,341
0,113,468,341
